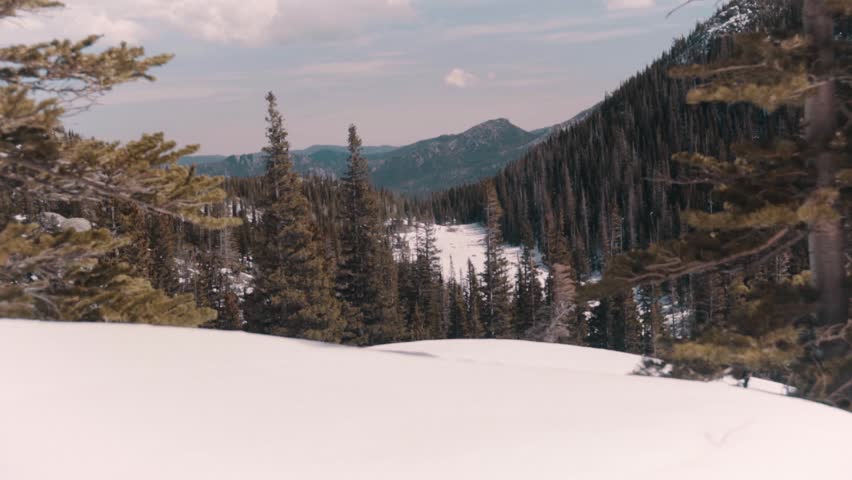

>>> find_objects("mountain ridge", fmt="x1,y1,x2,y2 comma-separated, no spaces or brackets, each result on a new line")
181,110,594,193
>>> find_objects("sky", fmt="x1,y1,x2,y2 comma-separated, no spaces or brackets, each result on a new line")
3,0,719,153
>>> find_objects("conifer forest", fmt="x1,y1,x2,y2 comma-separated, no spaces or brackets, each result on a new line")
1,1,850,478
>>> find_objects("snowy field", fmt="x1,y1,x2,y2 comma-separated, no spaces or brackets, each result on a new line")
399,223,547,283
1,320,849,480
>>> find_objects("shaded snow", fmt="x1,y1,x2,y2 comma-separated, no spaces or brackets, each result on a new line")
1,320,849,480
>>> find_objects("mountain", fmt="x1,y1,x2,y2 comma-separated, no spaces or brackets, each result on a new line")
369,118,541,194
180,110,594,193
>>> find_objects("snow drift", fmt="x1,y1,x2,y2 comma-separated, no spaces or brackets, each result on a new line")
0,319,849,480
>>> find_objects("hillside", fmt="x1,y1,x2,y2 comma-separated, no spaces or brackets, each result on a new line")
371,118,540,194
426,0,789,271
1,319,849,480
179,145,397,179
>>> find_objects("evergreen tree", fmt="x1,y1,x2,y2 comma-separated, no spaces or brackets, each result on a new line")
513,245,543,338
415,222,445,338
638,285,666,356
585,298,611,350
480,183,514,338
531,215,580,343
589,0,851,408
0,0,235,325
146,213,181,294
245,92,343,342
337,124,404,345
447,274,468,339
465,260,485,338
611,291,642,354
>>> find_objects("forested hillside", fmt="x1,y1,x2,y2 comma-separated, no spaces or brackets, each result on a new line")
426,0,795,272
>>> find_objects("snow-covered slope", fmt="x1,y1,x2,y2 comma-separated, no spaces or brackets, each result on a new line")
372,339,791,395
1,320,849,480
399,223,547,284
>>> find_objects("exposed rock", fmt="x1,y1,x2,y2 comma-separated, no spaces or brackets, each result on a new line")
38,212,92,233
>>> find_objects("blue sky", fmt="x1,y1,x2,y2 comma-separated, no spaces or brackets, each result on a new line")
5,0,719,153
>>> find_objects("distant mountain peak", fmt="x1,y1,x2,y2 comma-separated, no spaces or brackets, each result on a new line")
464,118,518,132
460,118,527,145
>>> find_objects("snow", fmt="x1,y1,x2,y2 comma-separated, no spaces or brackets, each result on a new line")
375,340,794,396
399,223,548,284
371,339,645,376
1,319,849,480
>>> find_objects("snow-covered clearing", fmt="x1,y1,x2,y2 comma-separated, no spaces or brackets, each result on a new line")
399,223,547,283
1,320,849,480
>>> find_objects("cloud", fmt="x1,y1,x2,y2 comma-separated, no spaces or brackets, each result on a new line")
444,68,478,88
0,4,146,44
606,0,656,10
0,0,415,45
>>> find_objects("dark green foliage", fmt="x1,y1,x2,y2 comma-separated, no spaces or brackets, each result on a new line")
415,223,445,338
0,1,233,325
465,260,485,338
480,183,514,338
447,274,468,339
513,245,543,337
245,93,343,342
612,291,643,354
577,0,850,408
337,125,404,345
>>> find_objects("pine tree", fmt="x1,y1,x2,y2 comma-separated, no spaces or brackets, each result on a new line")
531,214,580,343
585,298,611,349
447,274,468,339
245,92,343,342
513,245,543,338
337,124,404,345
638,285,666,356
588,0,852,407
146,213,181,294
415,222,444,338
409,303,427,341
480,183,514,338
465,260,485,338
0,1,235,325
612,290,642,354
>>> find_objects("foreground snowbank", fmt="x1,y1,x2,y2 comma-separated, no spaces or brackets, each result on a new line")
1,320,849,480
372,339,791,395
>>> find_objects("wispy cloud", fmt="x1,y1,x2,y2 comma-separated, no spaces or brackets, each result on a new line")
1,0,417,45
606,0,656,10
444,68,478,88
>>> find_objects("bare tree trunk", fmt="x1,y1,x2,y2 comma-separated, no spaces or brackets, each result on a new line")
804,0,848,326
